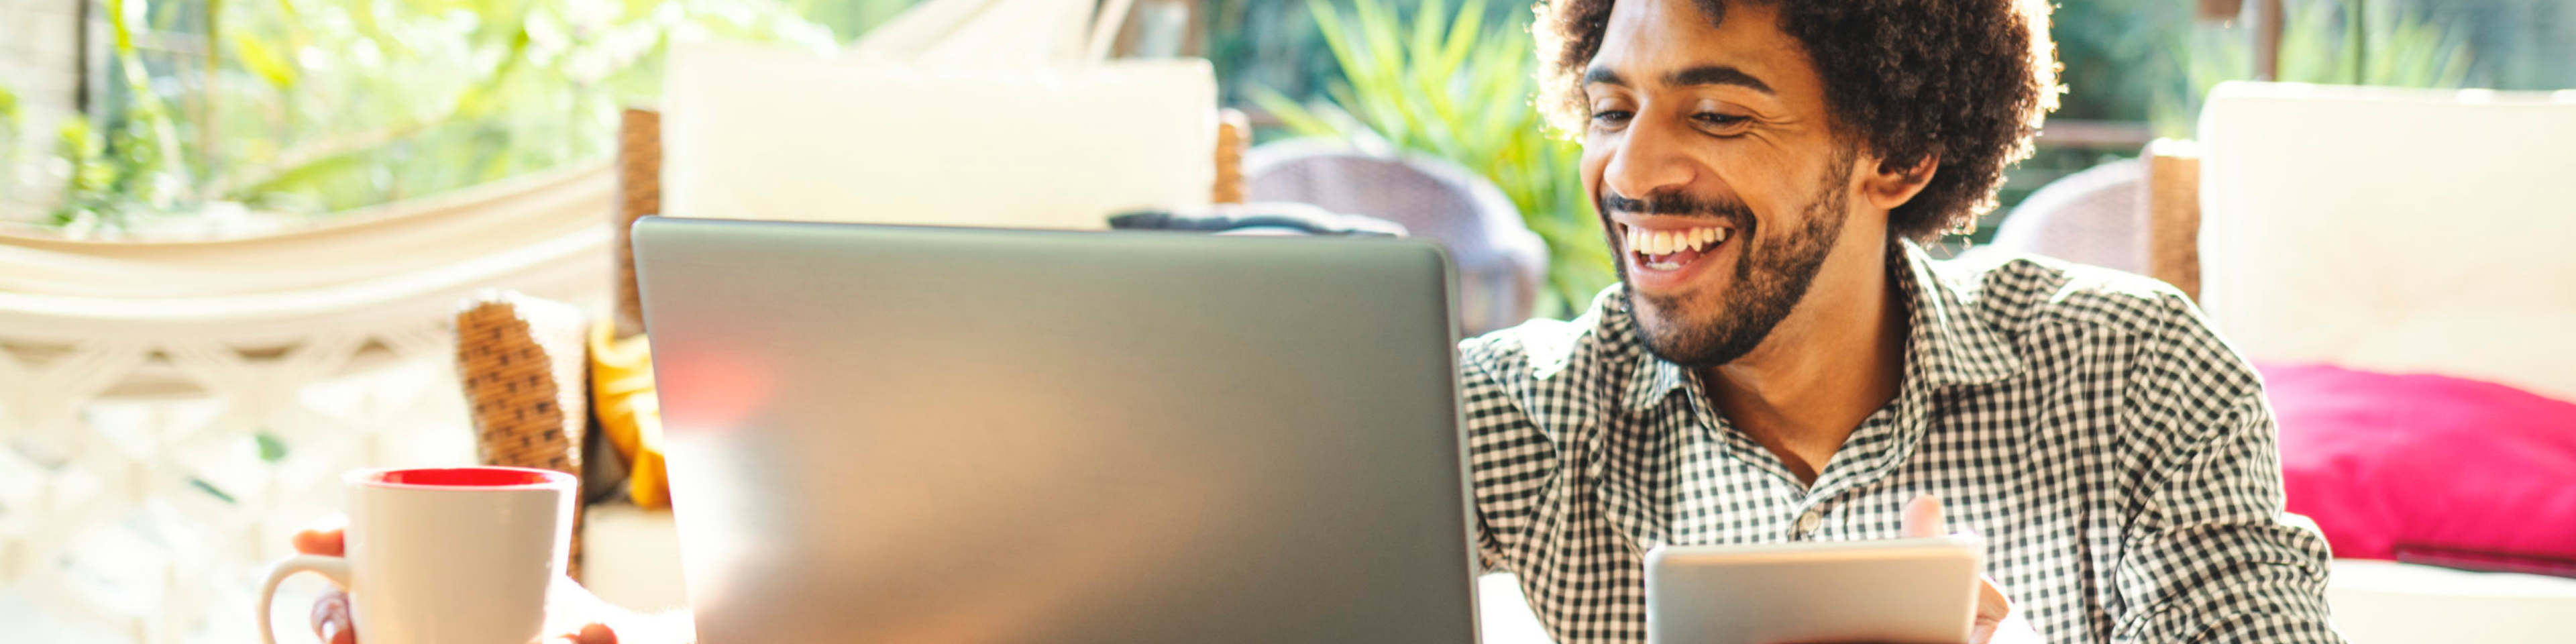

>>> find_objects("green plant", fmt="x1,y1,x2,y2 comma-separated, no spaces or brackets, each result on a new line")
1256,0,1615,319
2152,0,2474,137
42,0,186,231
50,117,119,235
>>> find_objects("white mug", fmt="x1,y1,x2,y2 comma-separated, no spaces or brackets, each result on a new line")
259,466,576,644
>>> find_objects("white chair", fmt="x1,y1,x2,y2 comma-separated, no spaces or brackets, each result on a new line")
2151,81,2576,644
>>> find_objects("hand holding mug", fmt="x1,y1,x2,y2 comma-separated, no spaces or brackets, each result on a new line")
261,468,628,644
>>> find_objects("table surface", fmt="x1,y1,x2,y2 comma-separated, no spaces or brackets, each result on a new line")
584,504,2576,644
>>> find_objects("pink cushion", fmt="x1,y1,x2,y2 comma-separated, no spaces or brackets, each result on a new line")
2261,362,2576,569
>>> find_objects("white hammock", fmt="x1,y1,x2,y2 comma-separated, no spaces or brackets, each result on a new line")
0,162,614,643
0,165,612,338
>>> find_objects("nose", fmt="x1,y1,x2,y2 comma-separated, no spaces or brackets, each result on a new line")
1601,115,1698,207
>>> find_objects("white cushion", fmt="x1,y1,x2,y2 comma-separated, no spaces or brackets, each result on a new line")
2325,559,2576,644
2197,83,2576,402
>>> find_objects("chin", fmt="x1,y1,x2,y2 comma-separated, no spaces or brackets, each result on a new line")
1625,287,1766,368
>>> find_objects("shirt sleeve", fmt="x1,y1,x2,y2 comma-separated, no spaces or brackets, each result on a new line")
1457,335,1561,576
2112,303,2344,643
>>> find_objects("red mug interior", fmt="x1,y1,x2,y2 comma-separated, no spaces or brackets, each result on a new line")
358,467,572,488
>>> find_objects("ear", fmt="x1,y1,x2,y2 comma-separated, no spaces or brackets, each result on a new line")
1859,153,1939,212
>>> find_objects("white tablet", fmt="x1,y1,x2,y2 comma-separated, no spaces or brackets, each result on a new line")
1645,535,1984,644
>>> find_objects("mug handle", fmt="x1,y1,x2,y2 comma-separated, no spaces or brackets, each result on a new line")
260,555,353,644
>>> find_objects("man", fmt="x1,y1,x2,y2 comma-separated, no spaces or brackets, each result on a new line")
298,0,2344,642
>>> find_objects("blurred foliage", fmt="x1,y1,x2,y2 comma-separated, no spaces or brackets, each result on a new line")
1201,0,1529,109
0,87,22,206
2008,0,2484,127
1256,0,1615,319
0,0,917,233
792,0,926,46
52,0,186,231
2153,0,2476,137
2051,0,2198,122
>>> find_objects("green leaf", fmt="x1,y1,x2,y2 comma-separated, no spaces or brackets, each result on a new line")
231,32,299,88
256,431,290,462
1250,88,1341,139
190,478,240,505
1409,0,1446,69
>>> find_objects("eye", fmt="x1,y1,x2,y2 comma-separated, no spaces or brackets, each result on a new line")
1693,112,1752,131
1591,109,1635,128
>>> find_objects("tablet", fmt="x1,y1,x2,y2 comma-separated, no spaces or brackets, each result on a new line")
1645,535,1984,644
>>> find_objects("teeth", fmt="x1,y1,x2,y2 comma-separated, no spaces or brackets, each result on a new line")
1625,225,1731,256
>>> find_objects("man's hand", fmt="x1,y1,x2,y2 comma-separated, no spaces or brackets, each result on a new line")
1900,496,2043,644
292,519,628,644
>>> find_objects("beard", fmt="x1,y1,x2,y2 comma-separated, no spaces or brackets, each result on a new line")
1609,158,1854,368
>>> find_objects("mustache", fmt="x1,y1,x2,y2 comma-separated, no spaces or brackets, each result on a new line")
1600,190,1754,225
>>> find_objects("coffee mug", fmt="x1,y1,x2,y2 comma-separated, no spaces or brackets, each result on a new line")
259,466,576,644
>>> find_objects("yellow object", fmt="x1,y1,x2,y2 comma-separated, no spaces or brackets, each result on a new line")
588,322,670,508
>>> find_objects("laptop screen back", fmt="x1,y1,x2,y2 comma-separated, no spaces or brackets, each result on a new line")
631,218,1479,644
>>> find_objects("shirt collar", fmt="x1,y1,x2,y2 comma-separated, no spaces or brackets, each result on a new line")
1620,239,2025,411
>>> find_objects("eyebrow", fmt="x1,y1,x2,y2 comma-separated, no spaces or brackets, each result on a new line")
1582,64,1775,96
1670,65,1774,95
1582,66,1626,87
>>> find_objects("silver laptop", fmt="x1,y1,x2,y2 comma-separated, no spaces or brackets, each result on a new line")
629,217,1481,644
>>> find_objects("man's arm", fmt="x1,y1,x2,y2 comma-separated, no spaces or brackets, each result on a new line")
1457,332,1568,576
2112,388,2343,644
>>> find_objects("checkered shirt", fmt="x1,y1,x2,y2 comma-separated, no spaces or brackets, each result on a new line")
1459,241,2344,644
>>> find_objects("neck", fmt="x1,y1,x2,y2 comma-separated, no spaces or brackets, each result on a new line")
1699,241,1908,484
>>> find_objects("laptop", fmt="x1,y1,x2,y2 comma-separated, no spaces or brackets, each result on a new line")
629,217,1481,644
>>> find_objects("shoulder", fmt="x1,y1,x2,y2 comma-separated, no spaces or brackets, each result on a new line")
1457,286,1643,429
1940,252,2199,342
1943,252,2263,429
1459,317,1589,387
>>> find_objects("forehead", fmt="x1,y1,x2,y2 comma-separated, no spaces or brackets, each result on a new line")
1590,0,1811,90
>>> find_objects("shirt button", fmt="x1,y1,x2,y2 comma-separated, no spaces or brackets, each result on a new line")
1794,507,1823,537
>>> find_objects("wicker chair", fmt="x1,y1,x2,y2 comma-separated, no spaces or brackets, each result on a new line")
1242,140,1548,335
458,108,1252,580
1962,140,2198,303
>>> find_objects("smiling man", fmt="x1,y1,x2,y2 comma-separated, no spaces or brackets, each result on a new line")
1457,1,2345,643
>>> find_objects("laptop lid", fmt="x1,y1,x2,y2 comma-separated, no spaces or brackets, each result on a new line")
631,217,1479,644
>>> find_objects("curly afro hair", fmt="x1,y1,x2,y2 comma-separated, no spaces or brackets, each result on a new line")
1536,0,2061,241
